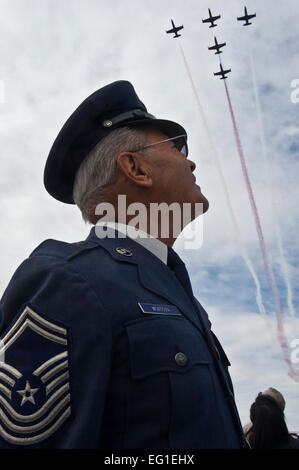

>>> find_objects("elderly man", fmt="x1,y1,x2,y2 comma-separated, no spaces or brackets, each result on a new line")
0,81,247,449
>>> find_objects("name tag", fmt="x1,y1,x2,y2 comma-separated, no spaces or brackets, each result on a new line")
138,303,182,316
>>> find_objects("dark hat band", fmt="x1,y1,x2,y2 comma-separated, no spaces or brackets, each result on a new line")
102,109,156,129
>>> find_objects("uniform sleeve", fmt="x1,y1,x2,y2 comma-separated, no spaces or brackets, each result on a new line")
0,255,113,449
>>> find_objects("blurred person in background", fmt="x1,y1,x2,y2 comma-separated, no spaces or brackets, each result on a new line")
245,391,299,449
243,387,286,439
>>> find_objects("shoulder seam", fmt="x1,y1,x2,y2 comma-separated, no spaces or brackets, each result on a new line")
25,255,110,323
30,242,100,262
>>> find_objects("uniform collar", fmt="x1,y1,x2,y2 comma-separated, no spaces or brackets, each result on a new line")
95,221,168,265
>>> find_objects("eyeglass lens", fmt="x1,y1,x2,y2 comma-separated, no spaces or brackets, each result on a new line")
174,137,188,157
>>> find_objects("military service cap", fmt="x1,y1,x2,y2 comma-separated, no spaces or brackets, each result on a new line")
44,80,186,204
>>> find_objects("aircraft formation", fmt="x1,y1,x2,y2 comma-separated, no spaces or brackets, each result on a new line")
166,6,257,80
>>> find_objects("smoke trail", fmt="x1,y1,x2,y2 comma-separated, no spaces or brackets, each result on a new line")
177,40,276,339
222,76,298,380
249,46,297,333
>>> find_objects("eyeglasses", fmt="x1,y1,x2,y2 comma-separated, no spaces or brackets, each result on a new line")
129,134,188,158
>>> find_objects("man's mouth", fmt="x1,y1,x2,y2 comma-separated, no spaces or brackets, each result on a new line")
193,175,201,189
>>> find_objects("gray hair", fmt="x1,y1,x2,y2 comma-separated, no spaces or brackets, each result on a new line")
73,127,147,224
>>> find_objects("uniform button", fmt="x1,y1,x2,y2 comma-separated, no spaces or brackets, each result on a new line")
175,352,188,366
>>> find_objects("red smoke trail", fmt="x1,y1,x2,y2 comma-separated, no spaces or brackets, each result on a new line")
223,79,297,380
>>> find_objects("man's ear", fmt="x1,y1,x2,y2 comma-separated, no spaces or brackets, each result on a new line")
117,152,153,188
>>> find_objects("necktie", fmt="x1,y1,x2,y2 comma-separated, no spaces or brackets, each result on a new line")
167,246,194,301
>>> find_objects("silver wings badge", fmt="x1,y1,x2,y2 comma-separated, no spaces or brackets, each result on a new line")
0,305,71,446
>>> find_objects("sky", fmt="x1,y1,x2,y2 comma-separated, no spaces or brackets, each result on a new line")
0,0,299,433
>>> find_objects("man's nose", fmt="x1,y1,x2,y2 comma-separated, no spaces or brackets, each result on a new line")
189,159,196,172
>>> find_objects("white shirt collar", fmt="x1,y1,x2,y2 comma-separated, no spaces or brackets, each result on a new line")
96,221,168,265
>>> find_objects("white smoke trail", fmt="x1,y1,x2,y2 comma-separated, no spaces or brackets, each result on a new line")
177,39,277,339
249,45,297,333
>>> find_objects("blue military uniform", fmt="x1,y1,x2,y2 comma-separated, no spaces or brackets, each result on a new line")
0,226,247,448
0,80,248,448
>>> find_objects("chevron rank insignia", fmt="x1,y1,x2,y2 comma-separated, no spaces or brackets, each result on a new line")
0,305,71,446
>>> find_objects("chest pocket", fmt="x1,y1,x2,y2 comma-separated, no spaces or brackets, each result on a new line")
125,316,212,381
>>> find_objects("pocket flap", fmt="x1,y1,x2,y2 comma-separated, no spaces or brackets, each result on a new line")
125,317,211,381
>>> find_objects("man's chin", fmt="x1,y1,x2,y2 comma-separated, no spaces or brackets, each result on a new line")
194,192,209,214
187,199,209,222
202,198,209,213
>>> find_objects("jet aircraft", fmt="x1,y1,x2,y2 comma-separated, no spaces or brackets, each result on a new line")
237,6,256,26
166,19,184,38
202,9,221,28
214,63,231,80
208,36,226,55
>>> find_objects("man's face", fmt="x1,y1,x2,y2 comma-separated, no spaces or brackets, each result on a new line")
142,129,209,214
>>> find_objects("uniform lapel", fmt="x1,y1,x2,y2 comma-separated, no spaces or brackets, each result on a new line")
86,227,204,333
136,258,204,332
